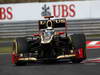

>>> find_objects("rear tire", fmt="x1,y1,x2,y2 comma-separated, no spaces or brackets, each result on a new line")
70,34,87,63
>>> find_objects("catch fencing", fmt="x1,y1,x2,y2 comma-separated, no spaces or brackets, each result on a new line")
0,19,100,40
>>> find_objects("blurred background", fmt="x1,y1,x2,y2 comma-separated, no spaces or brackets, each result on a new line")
0,0,99,53
0,0,91,4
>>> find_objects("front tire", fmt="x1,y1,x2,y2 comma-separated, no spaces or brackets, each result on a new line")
12,37,28,66
70,34,87,63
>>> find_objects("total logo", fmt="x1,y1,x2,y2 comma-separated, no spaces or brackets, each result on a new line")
41,4,76,18
0,7,13,20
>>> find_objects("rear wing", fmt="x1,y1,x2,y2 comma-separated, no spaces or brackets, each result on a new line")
38,19,67,30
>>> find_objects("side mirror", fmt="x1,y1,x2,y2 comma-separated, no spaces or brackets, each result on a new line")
32,33,40,36
57,32,64,35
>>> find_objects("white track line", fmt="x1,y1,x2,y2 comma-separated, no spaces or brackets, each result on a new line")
83,57,100,63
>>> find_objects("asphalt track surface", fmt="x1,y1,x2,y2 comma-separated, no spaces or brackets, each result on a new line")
0,48,100,75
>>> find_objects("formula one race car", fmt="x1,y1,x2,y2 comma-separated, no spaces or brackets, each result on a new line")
12,16,87,66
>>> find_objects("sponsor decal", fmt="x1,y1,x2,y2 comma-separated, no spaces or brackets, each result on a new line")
41,4,76,18
0,7,13,20
41,4,51,16
52,4,76,17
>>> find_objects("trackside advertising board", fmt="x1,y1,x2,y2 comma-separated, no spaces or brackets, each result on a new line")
0,1,100,22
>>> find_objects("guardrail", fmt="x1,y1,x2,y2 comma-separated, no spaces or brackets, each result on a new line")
0,19,100,40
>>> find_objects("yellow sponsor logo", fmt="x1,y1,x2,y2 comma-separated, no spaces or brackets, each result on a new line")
57,54,75,59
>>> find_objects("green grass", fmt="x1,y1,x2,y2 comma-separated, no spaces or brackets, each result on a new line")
0,38,14,42
86,34,100,37
0,38,13,53
0,46,12,53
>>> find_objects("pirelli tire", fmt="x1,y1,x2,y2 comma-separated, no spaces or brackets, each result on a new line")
70,34,87,63
12,37,28,66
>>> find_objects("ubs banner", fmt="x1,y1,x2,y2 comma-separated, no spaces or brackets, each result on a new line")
0,1,100,22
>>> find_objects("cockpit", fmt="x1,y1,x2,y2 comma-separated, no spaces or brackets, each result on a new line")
41,29,55,43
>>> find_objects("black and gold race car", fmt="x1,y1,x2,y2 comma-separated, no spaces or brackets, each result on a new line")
12,16,87,66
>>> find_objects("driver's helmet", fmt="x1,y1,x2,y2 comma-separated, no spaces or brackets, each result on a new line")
41,28,54,37
44,29,52,36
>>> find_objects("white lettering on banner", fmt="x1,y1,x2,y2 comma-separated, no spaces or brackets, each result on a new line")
0,7,13,20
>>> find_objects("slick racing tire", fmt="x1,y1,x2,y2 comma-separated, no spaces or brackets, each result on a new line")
12,37,28,66
14,37,28,53
70,34,87,63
